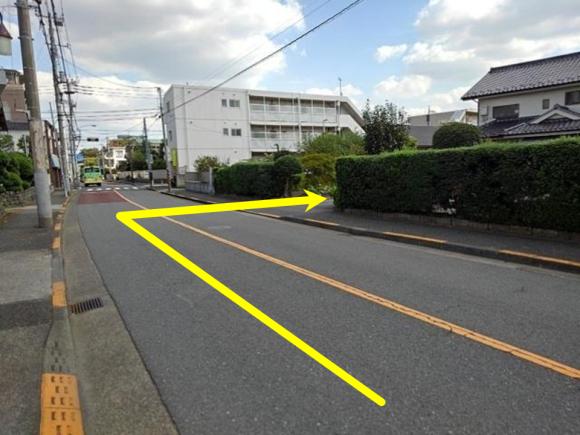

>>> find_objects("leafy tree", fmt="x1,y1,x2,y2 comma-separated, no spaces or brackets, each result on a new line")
194,155,222,172
301,131,364,157
300,153,336,194
273,155,302,196
0,134,15,152
362,100,409,154
81,147,100,158
8,152,33,184
0,151,24,192
17,136,30,155
432,122,481,149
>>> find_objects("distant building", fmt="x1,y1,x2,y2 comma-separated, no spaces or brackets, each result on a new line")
163,85,364,172
0,69,29,149
408,108,477,147
103,137,128,170
462,51,580,140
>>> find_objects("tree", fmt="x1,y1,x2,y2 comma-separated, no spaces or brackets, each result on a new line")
432,122,482,149
273,155,302,196
0,134,14,152
81,147,100,158
194,155,222,172
362,100,409,154
301,131,364,156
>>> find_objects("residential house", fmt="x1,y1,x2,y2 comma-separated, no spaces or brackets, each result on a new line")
408,109,477,147
103,137,128,171
462,51,580,140
0,69,29,149
163,85,364,172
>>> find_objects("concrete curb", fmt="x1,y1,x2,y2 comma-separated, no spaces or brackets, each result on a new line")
160,191,580,275
40,194,85,435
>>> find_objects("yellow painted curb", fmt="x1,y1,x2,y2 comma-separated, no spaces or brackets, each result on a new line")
51,236,61,251
40,373,84,435
499,249,580,269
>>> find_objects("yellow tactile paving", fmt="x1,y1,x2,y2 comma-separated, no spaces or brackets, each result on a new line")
51,281,67,308
40,373,84,435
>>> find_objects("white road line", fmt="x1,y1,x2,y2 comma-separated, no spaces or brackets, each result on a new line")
96,188,102,191
106,187,112,191
132,187,138,190
87,188,93,192
114,187,120,190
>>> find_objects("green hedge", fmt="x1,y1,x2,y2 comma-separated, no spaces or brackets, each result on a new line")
215,161,282,197
335,137,580,232
0,151,33,192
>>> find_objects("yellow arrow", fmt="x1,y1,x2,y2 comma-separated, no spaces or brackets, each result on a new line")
117,189,327,221
116,190,386,407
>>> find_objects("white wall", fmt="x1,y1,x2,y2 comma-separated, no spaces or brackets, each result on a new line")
479,85,580,124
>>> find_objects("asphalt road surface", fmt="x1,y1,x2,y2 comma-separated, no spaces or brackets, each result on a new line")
75,183,580,434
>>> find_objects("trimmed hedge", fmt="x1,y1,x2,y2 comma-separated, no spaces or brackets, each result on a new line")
432,122,481,149
215,161,283,197
335,137,580,232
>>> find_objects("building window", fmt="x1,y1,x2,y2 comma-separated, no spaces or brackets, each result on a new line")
542,99,550,110
492,104,519,120
565,90,580,105
231,128,242,136
221,99,228,107
229,99,240,108
166,102,170,112
168,130,173,141
222,128,229,136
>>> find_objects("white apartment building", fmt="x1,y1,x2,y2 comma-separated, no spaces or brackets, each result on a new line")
163,85,364,172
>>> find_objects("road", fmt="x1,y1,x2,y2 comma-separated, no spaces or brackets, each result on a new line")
74,182,580,434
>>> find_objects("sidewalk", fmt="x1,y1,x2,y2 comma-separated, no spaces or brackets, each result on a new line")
160,189,580,273
0,192,65,433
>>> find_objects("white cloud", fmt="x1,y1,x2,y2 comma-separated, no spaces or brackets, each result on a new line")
374,75,432,99
403,42,474,64
63,0,304,87
374,44,408,63
415,0,507,28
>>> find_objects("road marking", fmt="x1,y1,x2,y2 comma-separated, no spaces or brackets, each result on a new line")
499,249,580,270
40,373,84,435
87,188,93,192
114,187,120,190
52,281,67,308
54,222,62,231
116,192,385,407
106,187,112,191
117,193,580,381
132,187,138,190
383,231,446,244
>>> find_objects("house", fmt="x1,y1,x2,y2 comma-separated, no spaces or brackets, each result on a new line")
462,51,580,140
408,109,477,147
103,137,128,170
163,85,364,172
0,69,29,149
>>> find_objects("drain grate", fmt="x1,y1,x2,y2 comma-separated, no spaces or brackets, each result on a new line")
69,297,104,314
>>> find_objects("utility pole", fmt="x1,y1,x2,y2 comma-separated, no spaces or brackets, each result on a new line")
157,87,171,192
17,0,52,227
45,10,70,196
50,0,78,187
49,101,68,194
143,117,152,188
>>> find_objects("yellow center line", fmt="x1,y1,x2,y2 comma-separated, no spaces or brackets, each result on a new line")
117,192,580,382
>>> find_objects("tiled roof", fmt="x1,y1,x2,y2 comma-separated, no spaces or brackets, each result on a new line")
462,52,580,100
481,113,580,138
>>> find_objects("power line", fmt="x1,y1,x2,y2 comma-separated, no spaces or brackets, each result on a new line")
165,0,366,117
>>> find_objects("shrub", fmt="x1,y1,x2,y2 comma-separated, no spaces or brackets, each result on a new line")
8,152,33,184
300,153,337,192
215,161,280,197
432,122,481,149
0,151,26,192
194,155,222,172
273,155,302,196
301,131,365,156
335,137,580,232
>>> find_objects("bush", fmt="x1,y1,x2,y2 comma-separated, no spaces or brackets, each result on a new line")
335,137,580,232
0,151,27,192
8,152,33,184
301,132,365,156
432,122,481,149
194,155,222,172
215,161,281,197
273,155,302,196
300,153,337,193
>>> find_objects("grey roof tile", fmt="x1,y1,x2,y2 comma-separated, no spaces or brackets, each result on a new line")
462,52,580,100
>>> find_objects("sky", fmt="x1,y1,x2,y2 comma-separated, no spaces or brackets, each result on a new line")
1,0,579,146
